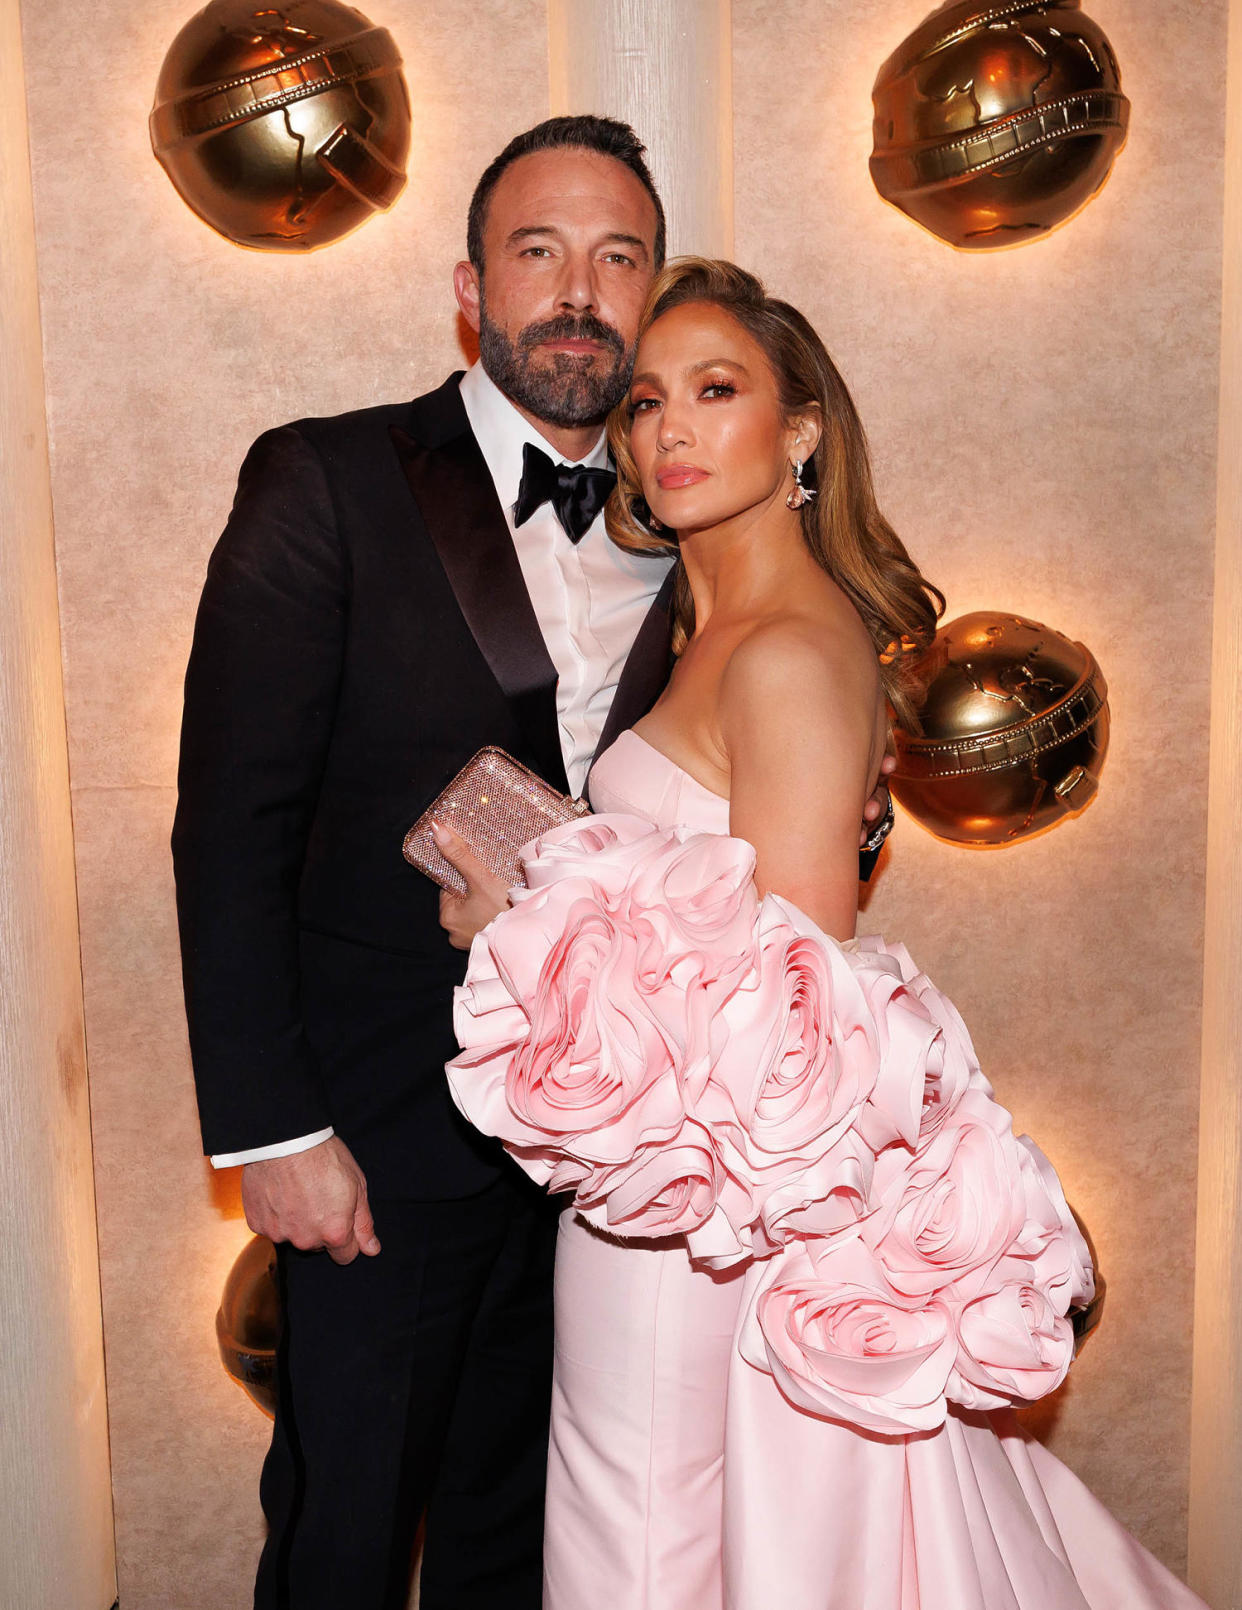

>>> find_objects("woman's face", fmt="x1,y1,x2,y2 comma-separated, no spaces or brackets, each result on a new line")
626,300,804,536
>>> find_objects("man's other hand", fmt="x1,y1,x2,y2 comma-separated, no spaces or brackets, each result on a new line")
434,821,511,950
861,751,897,848
242,1136,380,1265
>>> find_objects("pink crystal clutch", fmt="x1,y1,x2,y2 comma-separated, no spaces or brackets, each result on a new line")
403,747,592,897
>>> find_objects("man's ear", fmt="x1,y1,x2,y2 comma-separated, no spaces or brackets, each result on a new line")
454,260,482,334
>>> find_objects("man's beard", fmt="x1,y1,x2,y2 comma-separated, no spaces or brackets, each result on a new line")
478,298,634,429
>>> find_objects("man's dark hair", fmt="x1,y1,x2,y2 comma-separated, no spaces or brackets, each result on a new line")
467,115,666,274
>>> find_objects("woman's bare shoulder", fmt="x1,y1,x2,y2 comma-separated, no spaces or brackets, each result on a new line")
720,596,881,715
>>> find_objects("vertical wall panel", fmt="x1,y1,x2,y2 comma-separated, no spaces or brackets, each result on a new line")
549,0,734,257
1189,0,1242,1601
0,2,116,1605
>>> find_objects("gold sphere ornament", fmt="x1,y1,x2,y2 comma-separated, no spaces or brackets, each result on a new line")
217,1234,279,1415
1069,1207,1106,1355
150,1,411,251
870,1,1130,250
891,612,1110,846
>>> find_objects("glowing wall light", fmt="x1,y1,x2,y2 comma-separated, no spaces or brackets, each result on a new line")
891,611,1111,846
150,1,411,251
870,1,1130,251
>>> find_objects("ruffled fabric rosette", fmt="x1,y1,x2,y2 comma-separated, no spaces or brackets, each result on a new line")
447,814,1095,1435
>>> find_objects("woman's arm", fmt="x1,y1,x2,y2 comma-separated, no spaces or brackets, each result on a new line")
720,623,883,942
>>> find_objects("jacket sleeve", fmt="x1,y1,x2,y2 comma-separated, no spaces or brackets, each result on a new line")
172,425,347,1158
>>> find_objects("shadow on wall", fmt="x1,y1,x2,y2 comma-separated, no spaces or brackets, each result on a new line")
1016,1370,1074,1444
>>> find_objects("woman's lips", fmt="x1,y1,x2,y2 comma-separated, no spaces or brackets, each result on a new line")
655,465,708,489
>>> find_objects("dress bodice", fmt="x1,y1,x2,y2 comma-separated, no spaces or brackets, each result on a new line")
589,730,731,837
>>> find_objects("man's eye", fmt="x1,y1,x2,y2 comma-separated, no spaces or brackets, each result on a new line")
603,252,635,266
521,246,553,258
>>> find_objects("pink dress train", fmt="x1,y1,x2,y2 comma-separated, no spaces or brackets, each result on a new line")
451,730,1206,1610
549,1213,1196,1610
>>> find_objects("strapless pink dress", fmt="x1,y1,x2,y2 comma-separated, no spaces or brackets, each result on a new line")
449,731,1205,1610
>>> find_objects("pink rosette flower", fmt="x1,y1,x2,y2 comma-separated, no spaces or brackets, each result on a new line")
449,882,688,1186
949,1279,1075,1410
449,819,764,1227
863,1086,1028,1302
849,958,940,1156
852,934,919,981
626,830,760,990
739,1235,957,1435
622,832,764,1091
710,903,876,1146
691,900,885,1247
755,1130,876,1247
466,875,602,1009
505,899,678,1141
520,813,670,900
904,984,981,1140
570,1118,740,1247
852,936,981,1143
1012,1136,1096,1313
522,819,761,1080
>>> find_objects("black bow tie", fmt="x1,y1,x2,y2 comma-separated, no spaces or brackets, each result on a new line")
513,442,617,544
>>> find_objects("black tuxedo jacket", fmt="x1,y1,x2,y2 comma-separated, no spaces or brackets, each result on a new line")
172,375,675,1199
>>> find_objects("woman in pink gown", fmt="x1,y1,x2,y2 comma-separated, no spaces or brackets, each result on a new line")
446,258,1206,1610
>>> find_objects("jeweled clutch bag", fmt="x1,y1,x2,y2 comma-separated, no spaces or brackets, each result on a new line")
403,747,591,897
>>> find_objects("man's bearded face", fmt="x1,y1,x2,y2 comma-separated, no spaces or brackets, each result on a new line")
477,297,635,428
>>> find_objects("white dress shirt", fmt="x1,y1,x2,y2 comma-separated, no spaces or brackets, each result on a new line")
211,363,672,1168
459,361,670,795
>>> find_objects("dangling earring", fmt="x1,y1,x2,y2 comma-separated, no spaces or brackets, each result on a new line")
631,495,664,533
786,458,816,511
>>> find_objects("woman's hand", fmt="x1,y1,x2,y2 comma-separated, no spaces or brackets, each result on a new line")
433,822,512,950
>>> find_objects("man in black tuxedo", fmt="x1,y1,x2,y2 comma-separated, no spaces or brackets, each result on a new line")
174,116,675,1610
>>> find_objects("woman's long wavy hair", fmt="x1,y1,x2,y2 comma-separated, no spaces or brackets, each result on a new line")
606,258,943,727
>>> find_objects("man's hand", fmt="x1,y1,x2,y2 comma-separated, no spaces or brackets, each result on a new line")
860,751,897,848
241,1135,380,1266
434,821,512,950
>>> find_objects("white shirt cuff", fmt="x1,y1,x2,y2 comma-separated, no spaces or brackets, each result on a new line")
210,1127,335,1169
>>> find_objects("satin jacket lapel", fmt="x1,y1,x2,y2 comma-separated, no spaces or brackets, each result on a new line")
390,381,568,793
592,567,677,771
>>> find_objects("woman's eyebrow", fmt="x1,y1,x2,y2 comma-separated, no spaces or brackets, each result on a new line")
686,358,749,377
628,359,750,390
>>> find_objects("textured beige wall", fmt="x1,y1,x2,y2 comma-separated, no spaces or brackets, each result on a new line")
733,0,1227,1576
1190,0,1242,1601
18,1,547,1605
0,2,116,1604
17,0,1231,1598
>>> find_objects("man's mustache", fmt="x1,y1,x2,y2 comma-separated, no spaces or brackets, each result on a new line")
518,313,627,360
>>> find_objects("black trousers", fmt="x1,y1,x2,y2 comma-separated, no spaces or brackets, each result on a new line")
254,1171,559,1610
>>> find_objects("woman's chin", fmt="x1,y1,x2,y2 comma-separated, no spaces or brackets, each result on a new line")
648,498,714,537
